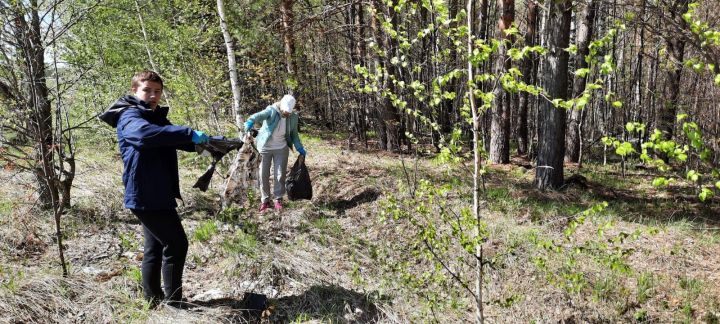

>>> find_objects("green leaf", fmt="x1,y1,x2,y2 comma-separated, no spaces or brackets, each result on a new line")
615,142,635,156
574,68,590,77
508,48,523,61
652,177,670,187
601,136,615,146
566,44,578,55
575,96,588,109
700,149,711,161
612,101,623,108
699,188,714,202
503,25,519,37
626,123,635,132
686,170,700,182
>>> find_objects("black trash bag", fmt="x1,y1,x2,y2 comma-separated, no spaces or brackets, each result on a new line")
286,155,312,201
193,136,246,192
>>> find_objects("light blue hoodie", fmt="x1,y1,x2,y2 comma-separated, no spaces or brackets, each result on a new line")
244,104,304,153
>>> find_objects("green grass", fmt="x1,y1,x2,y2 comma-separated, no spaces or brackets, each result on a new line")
485,187,510,201
217,205,246,224
308,216,343,246
119,232,140,251
592,275,619,302
291,313,311,323
636,272,655,303
300,133,323,146
312,217,343,237
679,276,704,298
698,230,720,248
0,200,15,216
0,266,23,293
521,197,586,222
125,266,142,286
634,309,649,322
580,166,638,190
221,229,258,258
115,295,152,321
193,220,218,242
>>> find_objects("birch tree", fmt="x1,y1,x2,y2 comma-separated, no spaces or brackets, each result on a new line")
217,0,243,132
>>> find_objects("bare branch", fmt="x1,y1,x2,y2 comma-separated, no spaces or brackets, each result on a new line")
422,239,478,301
42,1,103,45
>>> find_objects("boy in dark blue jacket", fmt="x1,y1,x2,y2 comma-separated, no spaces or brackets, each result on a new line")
100,71,209,307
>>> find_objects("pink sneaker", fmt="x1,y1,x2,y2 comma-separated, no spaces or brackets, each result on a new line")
259,202,271,213
274,200,283,211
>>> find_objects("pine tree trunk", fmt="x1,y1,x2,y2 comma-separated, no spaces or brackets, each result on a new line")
477,0,490,40
536,0,572,190
655,0,689,141
370,0,401,151
565,0,596,163
441,0,460,136
517,0,538,156
489,0,514,164
280,0,298,91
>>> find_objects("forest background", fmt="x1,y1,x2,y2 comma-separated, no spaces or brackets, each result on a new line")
1,0,720,322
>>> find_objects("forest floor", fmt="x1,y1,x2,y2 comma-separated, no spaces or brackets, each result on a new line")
1,129,720,323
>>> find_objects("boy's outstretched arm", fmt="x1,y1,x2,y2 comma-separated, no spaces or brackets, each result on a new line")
118,109,194,149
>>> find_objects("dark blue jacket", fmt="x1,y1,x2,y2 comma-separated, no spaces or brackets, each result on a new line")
99,95,195,210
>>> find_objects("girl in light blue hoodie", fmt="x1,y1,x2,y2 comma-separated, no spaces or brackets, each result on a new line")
244,95,306,212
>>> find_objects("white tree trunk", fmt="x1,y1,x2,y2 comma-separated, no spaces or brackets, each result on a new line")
216,0,243,134
467,1,484,322
134,0,158,72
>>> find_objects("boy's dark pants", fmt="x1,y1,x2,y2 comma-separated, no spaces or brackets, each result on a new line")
131,209,189,304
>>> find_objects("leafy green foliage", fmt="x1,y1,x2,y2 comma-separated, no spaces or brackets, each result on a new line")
378,178,483,318
683,2,720,48
603,118,719,202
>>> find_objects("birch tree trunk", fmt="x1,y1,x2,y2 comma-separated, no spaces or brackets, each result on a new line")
467,1,484,322
134,0,158,72
216,0,244,132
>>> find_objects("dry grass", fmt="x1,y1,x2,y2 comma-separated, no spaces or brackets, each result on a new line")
1,135,720,323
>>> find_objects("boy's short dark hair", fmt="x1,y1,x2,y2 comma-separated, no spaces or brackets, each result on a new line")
131,70,163,89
